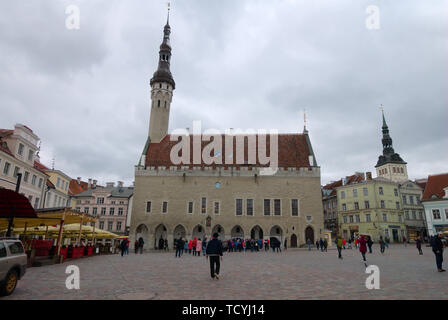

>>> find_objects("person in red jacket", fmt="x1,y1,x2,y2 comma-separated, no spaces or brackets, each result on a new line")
188,240,193,254
359,235,368,266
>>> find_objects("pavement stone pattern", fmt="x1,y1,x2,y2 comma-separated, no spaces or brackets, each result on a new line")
2,245,447,300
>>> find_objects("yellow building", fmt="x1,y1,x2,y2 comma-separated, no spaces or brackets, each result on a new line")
337,177,406,242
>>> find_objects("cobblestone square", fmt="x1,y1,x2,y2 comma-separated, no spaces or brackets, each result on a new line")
2,245,447,300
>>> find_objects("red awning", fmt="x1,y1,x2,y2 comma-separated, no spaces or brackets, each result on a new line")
0,188,38,218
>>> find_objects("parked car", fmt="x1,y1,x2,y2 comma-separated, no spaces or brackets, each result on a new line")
0,238,27,296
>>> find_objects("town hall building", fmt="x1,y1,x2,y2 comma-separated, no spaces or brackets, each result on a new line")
129,13,324,250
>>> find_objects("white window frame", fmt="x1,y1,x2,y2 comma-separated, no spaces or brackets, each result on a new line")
201,197,207,215
246,198,254,216
263,199,271,216
213,200,221,215
291,199,299,217
146,201,152,214
161,201,168,214
187,201,194,214
273,199,282,216
235,198,243,216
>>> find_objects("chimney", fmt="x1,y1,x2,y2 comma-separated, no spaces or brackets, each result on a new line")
444,187,448,199
88,178,92,189
117,181,123,188
366,172,372,180
77,177,81,185
106,182,114,188
93,179,97,189
342,178,347,186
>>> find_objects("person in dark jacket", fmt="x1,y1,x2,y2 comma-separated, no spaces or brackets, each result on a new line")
175,237,184,257
416,236,423,255
120,239,127,257
206,233,224,279
367,236,373,253
431,233,445,272
134,240,139,254
138,237,144,254
319,238,324,252
315,240,320,250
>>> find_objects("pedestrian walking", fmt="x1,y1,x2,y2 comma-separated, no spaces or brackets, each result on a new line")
403,236,407,247
379,236,385,254
134,240,139,254
206,233,223,280
120,239,127,257
138,237,144,254
336,236,343,259
416,236,423,255
315,240,320,251
348,238,352,249
431,233,445,272
307,238,311,251
202,238,207,256
342,239,346,250
284,238,287,251
196,238,202,256
385,236,390,249
319,238,324,252
323,239,328,252
367,236,373,253
359,235,368,266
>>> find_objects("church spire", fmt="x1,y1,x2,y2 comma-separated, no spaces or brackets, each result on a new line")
147,7,176,144
150,4,175,90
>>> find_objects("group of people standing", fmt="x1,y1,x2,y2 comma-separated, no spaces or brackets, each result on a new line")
174,237,207,257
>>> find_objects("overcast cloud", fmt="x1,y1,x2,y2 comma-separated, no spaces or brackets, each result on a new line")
0,0,447,187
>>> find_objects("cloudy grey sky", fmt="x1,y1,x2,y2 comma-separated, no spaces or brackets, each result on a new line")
0,0,447,187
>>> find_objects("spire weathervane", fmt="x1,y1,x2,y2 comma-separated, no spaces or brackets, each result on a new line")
167,1,170,24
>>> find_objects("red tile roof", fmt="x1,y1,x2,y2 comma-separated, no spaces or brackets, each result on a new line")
69,179,89,196
422,173,448,201
322,173,365,196
145,134,313,168
34,161,50,171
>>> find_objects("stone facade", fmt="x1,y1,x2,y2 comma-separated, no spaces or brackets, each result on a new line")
130,166,324,249
129,15,324,250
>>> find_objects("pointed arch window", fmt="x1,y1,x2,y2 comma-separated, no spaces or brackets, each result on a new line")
158,100,160,107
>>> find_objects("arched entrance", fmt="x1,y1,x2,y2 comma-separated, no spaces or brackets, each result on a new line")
173,224,186,239
135,224,149,246
154,224,167,250
231,225,244,239
192,225,205,240
212,225,225,240
290,234,298,248
270,225,283,243
305,226,314,243
250,225,264,240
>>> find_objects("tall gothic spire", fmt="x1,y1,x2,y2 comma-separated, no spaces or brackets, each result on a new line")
150,7,175,89
375,109,406,167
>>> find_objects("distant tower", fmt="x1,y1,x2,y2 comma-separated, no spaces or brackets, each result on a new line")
375,109,408,182
148,9,175,143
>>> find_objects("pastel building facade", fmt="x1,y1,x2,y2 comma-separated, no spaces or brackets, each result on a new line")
422,173,448,236
73,182,134,236
0,124,47,208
